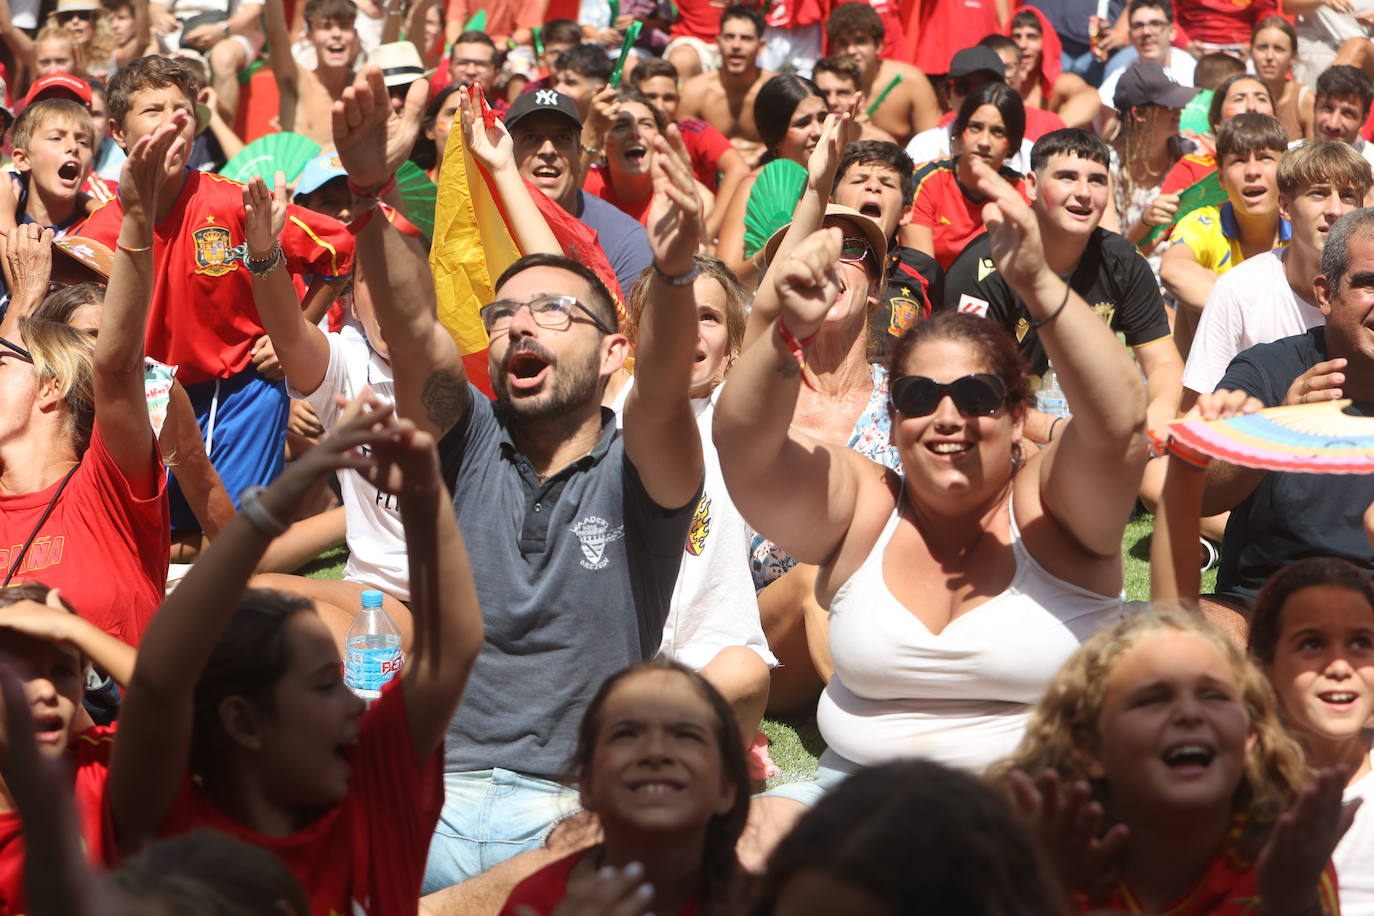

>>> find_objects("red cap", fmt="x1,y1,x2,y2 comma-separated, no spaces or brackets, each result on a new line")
22,73,92,110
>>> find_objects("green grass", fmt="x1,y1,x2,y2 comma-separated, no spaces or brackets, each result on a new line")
299,515,1218,788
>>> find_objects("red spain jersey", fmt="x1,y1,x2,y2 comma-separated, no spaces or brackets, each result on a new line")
75,170,354,387
0,725,115,916
1174,0,1275,46
678,117,734,192
910,156,1027,270
156,680,441,916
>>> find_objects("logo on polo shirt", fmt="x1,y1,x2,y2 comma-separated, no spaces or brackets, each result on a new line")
571,515,625,570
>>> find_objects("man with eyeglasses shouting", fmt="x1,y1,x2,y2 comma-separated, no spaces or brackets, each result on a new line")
1096,0,1198,123
331,68,706,910
945,128,1182,448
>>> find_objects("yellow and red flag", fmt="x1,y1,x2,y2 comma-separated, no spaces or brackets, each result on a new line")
429,89,626,398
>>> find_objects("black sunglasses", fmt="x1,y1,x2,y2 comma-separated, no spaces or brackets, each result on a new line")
0,335,33,362
58,9,93,20
890,374,1006,417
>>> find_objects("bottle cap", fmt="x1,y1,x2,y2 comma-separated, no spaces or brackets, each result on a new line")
361,589,384,608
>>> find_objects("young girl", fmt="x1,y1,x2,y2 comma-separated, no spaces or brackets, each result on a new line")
991,607,1345,915
500,659,752,915
1251,17,1314,142
107,392,484,914
1248,557,1374,915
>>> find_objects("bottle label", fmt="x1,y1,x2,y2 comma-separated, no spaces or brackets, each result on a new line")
344,645,404,692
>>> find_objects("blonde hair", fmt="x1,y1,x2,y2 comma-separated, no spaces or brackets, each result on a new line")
989,606,1310,859
11,98,95,153
625,254,748,361
1278,139,1374,200
18,316,95,455
33,24,86,75
44,6,117,75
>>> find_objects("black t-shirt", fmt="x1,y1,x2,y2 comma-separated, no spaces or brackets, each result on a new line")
941,228,1172,376
1214,327,1374,598
870,244,945,363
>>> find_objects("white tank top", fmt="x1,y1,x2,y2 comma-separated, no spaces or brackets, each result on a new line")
817,492,1124,773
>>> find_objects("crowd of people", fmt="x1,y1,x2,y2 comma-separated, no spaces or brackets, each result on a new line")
4,0,1374,911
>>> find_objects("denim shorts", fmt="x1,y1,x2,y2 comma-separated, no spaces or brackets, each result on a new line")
422,768,582,894
754,749,860,809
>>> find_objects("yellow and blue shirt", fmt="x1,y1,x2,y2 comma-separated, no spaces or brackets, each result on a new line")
1170,201,1291,276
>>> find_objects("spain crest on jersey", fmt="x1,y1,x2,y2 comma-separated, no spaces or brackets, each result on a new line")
193,225,238,277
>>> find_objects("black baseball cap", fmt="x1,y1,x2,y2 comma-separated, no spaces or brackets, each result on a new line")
948,47,1005,80
1113,61,1198,111
505,87,582,131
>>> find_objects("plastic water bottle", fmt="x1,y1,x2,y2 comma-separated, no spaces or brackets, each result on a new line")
1038,365,1071,419
343,589,403,702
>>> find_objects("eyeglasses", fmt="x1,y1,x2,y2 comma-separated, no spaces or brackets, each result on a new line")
57,10,93,20
480,294,615,335
0,335,33,363
452,57,496,69
838,235,873,265
1129,19,1170,32
890,374,1006,417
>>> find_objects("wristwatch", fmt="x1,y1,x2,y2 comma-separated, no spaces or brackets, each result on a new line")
239,485,289,537
653,262,700,286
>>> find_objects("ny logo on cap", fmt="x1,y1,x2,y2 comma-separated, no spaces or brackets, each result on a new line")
535,89,559,106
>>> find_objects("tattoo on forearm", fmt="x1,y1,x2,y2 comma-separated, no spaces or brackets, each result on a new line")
775,357,800,379
421,370,467,432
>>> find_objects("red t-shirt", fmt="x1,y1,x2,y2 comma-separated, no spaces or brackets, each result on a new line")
501,850,701,916
156,680,441,916
670,0,722,41
75,170,354,387
910,157,1027,270
912,0,1001,73
0,726,115,916
0,426,167,645
763,0,826,30
678,117,734,192
582,165,653,226
1174,0,1276,46
1163,152,1217,196
1077,849,1339,914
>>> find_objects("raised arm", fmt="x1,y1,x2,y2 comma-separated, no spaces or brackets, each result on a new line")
971,157,1148,558
621,128,705,509
0,0,34,76
92,112,187,491
109,396,404,852
363,420,482,761
334,67,470,438
262,0,300,125
713,227,867,565
0,589,136,686
743,108,850,349
243,173,332,395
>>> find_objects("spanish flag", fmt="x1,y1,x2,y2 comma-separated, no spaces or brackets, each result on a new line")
429,91,626,398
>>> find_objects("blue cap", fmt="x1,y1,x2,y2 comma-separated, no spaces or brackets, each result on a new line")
294,152,348,198
361,589,384,608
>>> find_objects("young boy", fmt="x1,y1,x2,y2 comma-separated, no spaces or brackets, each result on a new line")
812,54,896,143
76,55,353,553
828,139,943,356
1161,112,1290,356
824,1,939,145
0,96,95,236
262,0,360,147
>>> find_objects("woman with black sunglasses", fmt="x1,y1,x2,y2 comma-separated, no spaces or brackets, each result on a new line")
715,156,1149,868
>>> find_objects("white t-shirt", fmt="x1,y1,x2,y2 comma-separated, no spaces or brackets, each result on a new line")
1099,48,1197,109
1182,247,1325,395
1336,749,1374,916
610,378,775,670
905,124,1034,175
289,326,409,599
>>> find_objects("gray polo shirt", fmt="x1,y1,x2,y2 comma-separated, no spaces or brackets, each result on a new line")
441,385,699,777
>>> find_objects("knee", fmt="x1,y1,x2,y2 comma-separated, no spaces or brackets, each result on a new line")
705,646,771,696
209,39,244,74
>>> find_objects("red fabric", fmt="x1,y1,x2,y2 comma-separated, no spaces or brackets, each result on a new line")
157,681,441,916
0,427,167,645
1009,5,1062,100
670,0,722,41
74,171,354,387
501,850,701,916
80,174,117,206
1163,152,1217,195
937,105,1066,141
764,0,827,30
1077,850,1339,915
0,726,115,915
583,165,653,225
524,181,627,309
678,117,735,191
912,0,1002,73
1361,103,1374,141
910,157,1028,269
1175,0,1276,46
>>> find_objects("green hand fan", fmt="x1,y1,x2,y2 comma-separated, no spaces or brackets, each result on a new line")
1180,88,1213,135
743,158,806,259
1143,170,1225,247
464,8,486,30
396,161,437,238
220,132,322,185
